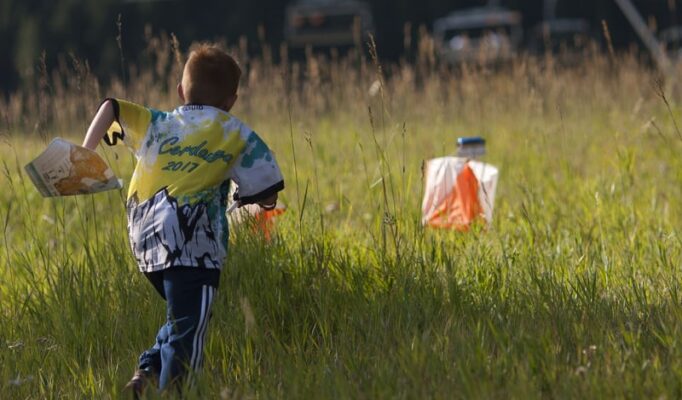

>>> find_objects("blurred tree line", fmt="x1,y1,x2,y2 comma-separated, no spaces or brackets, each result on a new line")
1,0,681,93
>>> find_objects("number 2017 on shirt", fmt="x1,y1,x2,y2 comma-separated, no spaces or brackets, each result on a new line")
162,160,200,173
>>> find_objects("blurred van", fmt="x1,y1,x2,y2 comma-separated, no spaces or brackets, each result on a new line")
284,0,374,49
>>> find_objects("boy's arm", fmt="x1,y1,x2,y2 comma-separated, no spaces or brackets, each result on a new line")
230,130,284,209
82,100,115,150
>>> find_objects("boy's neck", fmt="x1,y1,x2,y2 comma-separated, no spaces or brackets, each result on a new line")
183,102,231,113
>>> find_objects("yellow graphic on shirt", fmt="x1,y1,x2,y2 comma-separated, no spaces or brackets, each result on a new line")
130,120,245,202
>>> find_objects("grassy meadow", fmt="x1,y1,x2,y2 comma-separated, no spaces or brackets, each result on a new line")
3,37,682,398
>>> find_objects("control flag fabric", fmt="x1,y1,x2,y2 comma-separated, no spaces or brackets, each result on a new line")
422,157,498,231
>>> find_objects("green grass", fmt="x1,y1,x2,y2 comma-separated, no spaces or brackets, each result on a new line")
3,46,682,398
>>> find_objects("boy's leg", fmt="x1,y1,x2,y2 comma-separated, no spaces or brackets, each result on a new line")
125,270,168,395
137,323,169,375
158,267,220,390
136,270,168,375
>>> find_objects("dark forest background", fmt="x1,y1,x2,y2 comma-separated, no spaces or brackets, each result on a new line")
2,0,681,93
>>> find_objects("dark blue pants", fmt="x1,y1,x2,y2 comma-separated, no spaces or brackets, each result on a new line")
138,267,220,390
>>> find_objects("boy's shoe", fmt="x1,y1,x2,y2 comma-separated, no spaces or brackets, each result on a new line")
123,368,154,399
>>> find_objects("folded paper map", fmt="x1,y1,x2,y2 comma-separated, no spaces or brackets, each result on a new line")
25,138,122,197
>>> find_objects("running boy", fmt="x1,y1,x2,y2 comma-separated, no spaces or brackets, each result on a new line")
81,44,284,395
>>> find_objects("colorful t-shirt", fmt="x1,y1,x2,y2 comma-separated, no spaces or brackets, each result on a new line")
106,99,284,272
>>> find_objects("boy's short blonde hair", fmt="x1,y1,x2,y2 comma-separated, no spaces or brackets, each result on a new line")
181,44,241,107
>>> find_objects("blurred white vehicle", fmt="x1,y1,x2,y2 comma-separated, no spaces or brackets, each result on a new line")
433,6,522,64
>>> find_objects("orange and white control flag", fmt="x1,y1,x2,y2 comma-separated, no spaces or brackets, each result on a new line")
229,202,286,240
421,157,498,231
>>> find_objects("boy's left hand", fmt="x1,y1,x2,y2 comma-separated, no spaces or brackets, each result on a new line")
257,193,278,210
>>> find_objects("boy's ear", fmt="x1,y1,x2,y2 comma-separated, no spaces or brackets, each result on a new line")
222,94,238,112
177,84,185,103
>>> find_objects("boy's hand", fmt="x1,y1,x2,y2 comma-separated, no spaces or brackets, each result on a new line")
257,193,278,210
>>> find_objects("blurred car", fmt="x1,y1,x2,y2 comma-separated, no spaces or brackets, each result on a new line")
529,18,591,54
659,25,682,62
284,0,374,49
433,6,522,64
